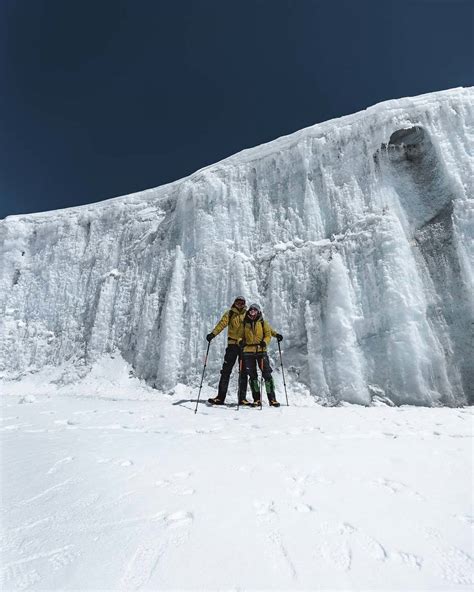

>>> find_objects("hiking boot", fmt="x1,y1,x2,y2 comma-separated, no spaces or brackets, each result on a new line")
207,397,225,405
251,399,262,407
268,399,280,407
239,398,252,406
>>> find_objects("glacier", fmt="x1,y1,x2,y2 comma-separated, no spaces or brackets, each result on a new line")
1,88,473,406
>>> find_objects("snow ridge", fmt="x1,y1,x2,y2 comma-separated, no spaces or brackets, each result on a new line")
1,88,473,405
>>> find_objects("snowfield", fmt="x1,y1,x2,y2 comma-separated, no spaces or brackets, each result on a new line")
1,357,473,591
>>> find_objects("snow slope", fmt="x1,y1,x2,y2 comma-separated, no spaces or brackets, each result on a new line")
1,88,473,405
1,373,473,591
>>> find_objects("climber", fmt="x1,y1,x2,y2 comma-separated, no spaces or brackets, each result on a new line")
238,303,283,407
206,296,250,405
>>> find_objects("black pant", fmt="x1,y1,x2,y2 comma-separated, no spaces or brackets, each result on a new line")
242,352,276,401
217,344,248,401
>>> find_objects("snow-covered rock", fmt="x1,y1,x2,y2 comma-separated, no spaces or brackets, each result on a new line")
1,88,473,405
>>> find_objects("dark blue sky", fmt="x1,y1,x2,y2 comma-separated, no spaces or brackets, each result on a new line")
1,0,472,218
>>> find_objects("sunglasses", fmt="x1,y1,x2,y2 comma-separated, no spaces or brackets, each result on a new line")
235,299,245,305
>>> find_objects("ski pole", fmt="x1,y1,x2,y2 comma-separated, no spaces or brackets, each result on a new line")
277,341,289,406
258,357,263,410
194,341,211,414
237,356,242,410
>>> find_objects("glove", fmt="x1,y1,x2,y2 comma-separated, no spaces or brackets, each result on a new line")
276,333,283,342
259,340,266,348
238,339,246,348
206,333,215,342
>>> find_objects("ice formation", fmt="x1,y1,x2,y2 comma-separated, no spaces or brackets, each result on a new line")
1,88,473,405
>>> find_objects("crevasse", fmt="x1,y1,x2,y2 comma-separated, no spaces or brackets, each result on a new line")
1,88,473,405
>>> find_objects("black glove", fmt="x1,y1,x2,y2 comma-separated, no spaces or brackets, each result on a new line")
238,339,246,348
206,333,215,342
276,333,283,342
259,340,266,348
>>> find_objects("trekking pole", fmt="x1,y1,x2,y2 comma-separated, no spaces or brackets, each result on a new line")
237,357,242,411
237,342,245,410
277,341,289,406
258,357,263,410
194,341,211,414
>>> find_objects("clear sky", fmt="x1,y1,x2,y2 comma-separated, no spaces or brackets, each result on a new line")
1,0,472,218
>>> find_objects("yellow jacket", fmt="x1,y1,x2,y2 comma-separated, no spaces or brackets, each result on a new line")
239,318,275,353
211,306,247,345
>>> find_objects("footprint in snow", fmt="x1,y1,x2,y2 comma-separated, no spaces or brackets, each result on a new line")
120,544,166,590
287,471,332,498
95,458,133,467
2,544,77,590
432,545,474,585
254,500,276,516
454,514,474,526
314,521,388,571
388,551,423,570
119,510,194,590
18,395,37,404
293,503,314,513
155,479,169,487
171,471,192,480
0,423,28,432
155,472,193,493
119,460,134,467
47,456,75,474
53,419,79,426
371,478,424,500
423,526,443,541
316,538,352,572
165,511,194,528
238,464,253,473
2,563,42,590
254,500,297,580
49,545,77,571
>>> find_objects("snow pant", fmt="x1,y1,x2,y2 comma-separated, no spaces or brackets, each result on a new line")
242,352,276,402
217,344,248,401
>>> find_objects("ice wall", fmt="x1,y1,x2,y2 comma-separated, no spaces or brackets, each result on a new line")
1,88,473,405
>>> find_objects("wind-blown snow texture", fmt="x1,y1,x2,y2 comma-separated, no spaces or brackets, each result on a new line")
1,88,473,406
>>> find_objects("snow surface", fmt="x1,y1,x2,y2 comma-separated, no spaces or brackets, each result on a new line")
1,88,473,405
1,356,473,591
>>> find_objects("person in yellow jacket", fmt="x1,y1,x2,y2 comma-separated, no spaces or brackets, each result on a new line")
206,296,250,405
238,303,283,407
